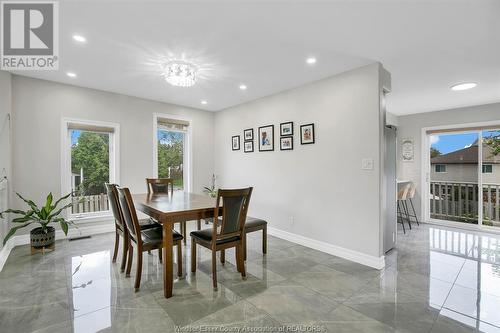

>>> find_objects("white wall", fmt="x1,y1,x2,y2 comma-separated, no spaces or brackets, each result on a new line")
10,75,215,233
214,63,388,262
397,102,500,219
0,71,12,249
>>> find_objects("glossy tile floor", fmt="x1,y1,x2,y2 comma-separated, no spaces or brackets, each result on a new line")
1,223,500,333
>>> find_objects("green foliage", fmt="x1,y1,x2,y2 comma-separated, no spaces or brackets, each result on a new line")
72,132,109,195
157,131,184,186
0,192,76,245
430,147,441,158
203,174,217,198
484,134,500,156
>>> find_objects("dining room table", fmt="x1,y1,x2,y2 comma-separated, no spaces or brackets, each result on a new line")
133,191,220,298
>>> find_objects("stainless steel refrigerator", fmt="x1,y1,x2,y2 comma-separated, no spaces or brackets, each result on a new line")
384,125,397,253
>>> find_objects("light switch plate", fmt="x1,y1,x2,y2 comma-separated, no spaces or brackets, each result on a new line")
362,158,374,170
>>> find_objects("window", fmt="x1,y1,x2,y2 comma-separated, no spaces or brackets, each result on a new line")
482,164,493,173
153,114,191,191
435,164,447,173
62,119,119,219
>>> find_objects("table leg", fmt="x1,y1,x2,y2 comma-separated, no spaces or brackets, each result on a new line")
162,220,174,298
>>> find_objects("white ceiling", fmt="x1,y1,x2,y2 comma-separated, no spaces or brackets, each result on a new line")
10,0,500,115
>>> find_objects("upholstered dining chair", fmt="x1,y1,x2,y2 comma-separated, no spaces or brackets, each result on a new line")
105,183,158,272
117,186,183,291
190,187,253,290
146,178,202,243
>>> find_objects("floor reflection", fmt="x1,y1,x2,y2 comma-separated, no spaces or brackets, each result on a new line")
71,251,111,333
429,227,500,330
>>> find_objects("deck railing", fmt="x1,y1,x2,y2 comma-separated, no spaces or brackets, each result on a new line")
430,181,500,226
71,193,109,214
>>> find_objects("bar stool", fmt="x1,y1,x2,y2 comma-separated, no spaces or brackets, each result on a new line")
397,183,411,233
405,182,420,226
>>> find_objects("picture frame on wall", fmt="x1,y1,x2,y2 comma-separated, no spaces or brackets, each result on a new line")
258,125,274,151
232,135,240,151
280,136,293,150
244,128,254,141
280,122,293,136
300,123,315,145
244,141,254,153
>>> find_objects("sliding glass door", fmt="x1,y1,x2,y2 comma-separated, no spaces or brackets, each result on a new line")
427,127,500,229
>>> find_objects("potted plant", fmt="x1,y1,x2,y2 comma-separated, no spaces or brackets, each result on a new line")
203,174,218,198
0,192,75,252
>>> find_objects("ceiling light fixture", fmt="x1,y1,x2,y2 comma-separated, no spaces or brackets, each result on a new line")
239,84,247,90
66,72,77,78
450,82,477,91
72,34,86,43
201,100,208,105
306,57,317,65
162,60,198,87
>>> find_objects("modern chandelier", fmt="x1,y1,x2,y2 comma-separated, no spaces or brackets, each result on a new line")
162,60,198,87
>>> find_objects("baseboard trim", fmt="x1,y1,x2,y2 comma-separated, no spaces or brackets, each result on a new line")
0,223,115,272
267,227,385,270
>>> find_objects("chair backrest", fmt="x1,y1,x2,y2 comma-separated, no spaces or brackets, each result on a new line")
212,187,253,243
397,183,411,200
117,187,142,243
146,178,174,195
407,182,417,199
105,183,126,232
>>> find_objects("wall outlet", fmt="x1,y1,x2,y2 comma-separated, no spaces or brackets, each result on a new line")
362,158,374,170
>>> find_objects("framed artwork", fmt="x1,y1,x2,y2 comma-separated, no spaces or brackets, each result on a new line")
300,123,315,145
280,122,293,136
280,136,293,150
401,138,414,162
258,125,274,151
244,141,254,153
244,128,254,141
232,135,240,151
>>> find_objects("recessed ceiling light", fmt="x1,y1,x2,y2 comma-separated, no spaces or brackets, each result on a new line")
66,72,77,78
306,57,317,65
201,100,208,105
72,34,86,43
451,82,477,91
239,84,247,90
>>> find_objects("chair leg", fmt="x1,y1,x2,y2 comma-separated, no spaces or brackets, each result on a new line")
410,198,420,225
220,249,225,264
112,232,119,263
148,250,151,255
397,201,406,234
158,248,163,263
235,246,242,272
263,226,267,254
243,234,247,261
212,250,218,291
134,248,142,291
126,241,133,277
120,235,128,272
191,239,197,273
403,201,412,230
177,241,183,278
197,219,201,230
182,221,187,244
238,244,246,279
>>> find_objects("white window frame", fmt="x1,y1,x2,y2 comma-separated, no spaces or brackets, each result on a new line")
421,120,500,234
152,113,193,192
482,164,493,174
61,118,120,222
434,164,447,173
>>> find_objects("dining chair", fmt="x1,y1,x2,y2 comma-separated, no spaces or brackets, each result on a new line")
117,186,183,291
190,187,253,290
146,178,201,243
218,216,267,263
105,183,158,272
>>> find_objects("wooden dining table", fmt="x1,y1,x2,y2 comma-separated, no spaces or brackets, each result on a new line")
133,191,219,298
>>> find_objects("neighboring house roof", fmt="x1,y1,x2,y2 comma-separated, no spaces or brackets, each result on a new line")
431,144,500,164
